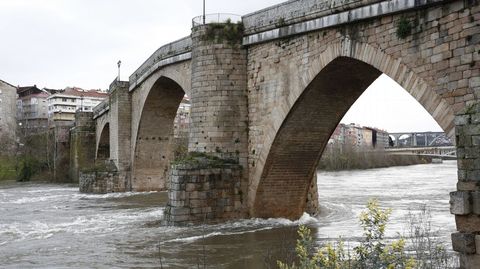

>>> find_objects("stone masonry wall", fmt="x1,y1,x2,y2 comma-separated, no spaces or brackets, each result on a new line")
187,23,250,212
450,101,480,267
164,161,244,225
108,80,132,191
188,25,249,167
79,161,123,193
69,112,96,183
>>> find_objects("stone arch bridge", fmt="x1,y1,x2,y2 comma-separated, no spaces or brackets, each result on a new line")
72,0,480,265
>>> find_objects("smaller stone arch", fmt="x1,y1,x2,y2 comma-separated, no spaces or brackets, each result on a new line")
96,123,110,160
131,75,186,192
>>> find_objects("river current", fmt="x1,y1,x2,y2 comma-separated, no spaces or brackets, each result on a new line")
0,161,457,268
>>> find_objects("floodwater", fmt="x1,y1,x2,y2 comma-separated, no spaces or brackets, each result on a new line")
0,161,457,268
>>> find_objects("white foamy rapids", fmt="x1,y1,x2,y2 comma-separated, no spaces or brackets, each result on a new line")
73,191,159,200
2,194,72,205
163,212,318,244
0,208,165,242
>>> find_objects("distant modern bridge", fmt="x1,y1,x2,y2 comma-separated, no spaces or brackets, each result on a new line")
385,146,457,160
388,131,452,147
68,0,480,266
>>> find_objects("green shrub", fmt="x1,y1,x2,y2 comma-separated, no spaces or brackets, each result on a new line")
203,20,244,45
396,17,412,39
277,200,453,269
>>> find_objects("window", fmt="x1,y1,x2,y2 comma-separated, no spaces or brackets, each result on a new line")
62,98,67,102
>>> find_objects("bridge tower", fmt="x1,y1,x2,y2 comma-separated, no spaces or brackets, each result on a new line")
164,17,250,225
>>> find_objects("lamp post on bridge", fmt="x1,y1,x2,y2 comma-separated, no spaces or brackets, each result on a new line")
117,60,122,81
203,0,205,24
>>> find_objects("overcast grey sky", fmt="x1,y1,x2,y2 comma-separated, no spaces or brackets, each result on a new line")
0,0,442,132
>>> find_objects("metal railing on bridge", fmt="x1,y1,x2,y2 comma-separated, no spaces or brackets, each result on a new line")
192,13,242,27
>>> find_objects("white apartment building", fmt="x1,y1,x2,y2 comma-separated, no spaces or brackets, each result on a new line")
174,96,191,137
48,87,108,123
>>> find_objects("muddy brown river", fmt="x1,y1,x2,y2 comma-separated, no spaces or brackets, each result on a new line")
0,161,457,268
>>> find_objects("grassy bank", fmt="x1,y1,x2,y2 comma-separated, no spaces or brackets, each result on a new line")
0,156,17,181
318,145,430,171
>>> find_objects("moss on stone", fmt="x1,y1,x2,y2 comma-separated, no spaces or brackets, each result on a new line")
202,20,244,45
172,151,238,169
396,17,412,39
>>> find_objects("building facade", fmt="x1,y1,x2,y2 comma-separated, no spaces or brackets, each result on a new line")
0,79,17,149
48,87,108,124
16,85,50,134
173,96,191,138
329,123,390,149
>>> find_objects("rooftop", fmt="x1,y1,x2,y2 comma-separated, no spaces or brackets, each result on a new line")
52,87,108,99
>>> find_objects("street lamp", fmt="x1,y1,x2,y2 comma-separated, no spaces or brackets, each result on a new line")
203,0,206,24
117,60,122,81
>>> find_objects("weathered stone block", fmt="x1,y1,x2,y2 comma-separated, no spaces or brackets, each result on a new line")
459,169,468,181
465,147,480,159
186,183,198,192
458,181,480,191
456,115,471,125
190,199,207,208
189,191,207,199
452,232,476,254
450,191,472,215
472,136,480,146
472,192,480,215
459,254,480,269
456,215,480,233
170,207,191,216
169,191,186,200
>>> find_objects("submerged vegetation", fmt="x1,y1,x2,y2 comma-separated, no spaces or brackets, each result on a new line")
277,200,457,269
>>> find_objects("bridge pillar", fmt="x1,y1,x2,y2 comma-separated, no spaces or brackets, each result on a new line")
164,21,248,225
78,80,132,193
187,24,248,165
108,80,132,190
69,112,96,183
451,101,480,267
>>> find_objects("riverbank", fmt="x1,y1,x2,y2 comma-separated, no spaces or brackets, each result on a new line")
318,146,430,171
0,156,16,181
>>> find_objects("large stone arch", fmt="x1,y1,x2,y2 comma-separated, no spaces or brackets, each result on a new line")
248,39,456,219
130,75,186,192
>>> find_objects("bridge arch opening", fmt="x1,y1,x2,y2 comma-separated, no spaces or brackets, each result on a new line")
97,123,110,160
251,56,455,219
132,76,186,192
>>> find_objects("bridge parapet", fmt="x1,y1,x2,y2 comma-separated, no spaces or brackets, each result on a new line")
93,97,109,119
192,13,242,27
242,0,445,45
243,0,381,34
128,36,192,91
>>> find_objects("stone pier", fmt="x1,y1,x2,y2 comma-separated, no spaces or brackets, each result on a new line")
164,155,244,225
451,101,480,267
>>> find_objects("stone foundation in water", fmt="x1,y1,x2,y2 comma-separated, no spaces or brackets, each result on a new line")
164,158,245,226
79,161,126,193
